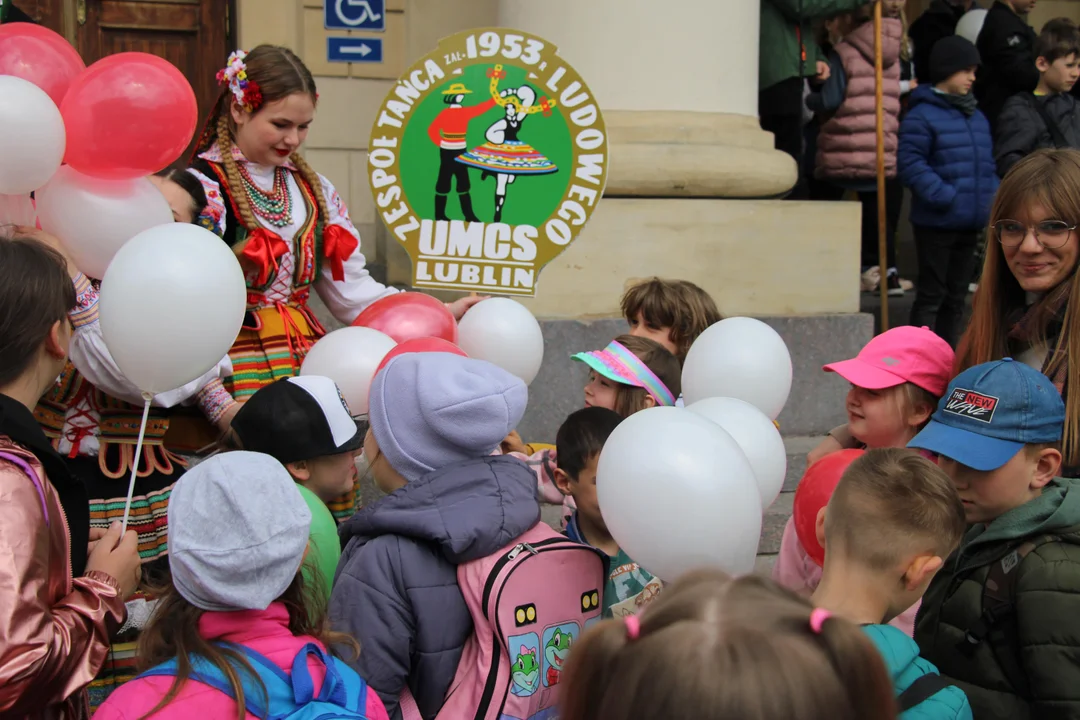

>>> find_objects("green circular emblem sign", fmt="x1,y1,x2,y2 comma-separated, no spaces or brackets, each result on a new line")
368,28,608,296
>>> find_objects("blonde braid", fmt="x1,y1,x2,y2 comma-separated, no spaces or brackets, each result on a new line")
900,8,912,63
289,152,332,229
216,113,259,257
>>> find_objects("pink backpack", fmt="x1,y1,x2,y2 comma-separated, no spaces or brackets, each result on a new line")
401,522,606,720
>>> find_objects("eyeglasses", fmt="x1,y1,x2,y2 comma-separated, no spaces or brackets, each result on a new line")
993,219,1077,248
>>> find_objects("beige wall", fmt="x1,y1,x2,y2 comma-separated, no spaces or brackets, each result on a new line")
236,0,497,267
1029,0,1080,31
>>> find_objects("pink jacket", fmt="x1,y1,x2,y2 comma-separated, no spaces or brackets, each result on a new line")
816,18,903,181
92,603,389,720
505,446,575,527
773,517,919,636
0,436,125,720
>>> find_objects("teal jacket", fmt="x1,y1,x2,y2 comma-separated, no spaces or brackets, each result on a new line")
915,477,1080,719
863,624,972,719
759,0,873,91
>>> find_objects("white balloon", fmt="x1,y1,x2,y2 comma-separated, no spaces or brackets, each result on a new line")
0,76,65,195
301,327,397,415
681,317,793,419
596,407,762,582
37,166,173,280
456,298,544,385
956,9,988,43
99,223,247,394
687,397,788,509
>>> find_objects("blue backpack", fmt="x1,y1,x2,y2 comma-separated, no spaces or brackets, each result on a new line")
138,643,369,720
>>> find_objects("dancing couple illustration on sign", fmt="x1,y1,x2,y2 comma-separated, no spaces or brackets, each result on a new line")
370,27,608,296
427,64,558,223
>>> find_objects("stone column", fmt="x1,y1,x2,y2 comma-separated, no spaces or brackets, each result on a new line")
498,0,796,198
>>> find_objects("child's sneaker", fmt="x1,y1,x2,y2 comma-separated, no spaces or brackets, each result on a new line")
887,270,905,297
861,266,881,293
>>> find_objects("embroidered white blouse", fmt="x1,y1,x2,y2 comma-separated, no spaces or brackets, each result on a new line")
192,146,398,324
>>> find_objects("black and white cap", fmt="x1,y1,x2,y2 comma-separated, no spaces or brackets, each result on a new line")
232,375,364,464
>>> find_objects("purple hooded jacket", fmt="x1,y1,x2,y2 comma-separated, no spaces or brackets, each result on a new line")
330,455,540,720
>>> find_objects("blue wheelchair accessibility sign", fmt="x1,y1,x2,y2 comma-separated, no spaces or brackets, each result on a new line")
325,0,385,31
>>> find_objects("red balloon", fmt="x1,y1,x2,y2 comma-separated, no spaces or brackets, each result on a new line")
0,23,85,107
61,52,198,180
792,449,865,567
375,337,467,376
353,292,457,344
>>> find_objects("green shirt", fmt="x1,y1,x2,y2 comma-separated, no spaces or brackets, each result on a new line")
297,484,341,609
566,513,663,618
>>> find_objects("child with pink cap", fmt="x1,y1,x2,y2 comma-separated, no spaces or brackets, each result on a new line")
773,325,955,637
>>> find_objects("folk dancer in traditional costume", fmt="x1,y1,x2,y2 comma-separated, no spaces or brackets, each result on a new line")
188,46,481,520
457,67,558,223
427,82,496,222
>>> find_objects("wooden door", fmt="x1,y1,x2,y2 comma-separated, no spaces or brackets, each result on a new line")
75,0,235,163
4,0,64,28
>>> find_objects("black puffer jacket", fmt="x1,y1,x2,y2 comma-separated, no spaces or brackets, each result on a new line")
995,92,1080,175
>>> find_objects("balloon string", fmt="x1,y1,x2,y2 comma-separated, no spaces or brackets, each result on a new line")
120,392,153,536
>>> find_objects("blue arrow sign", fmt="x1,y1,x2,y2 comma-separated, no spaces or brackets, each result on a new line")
325,0,385,31
327,37,384,63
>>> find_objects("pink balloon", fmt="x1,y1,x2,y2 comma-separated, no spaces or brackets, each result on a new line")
375,337,467,376
0,23,85,107
61,52,198,180
352,292,458,344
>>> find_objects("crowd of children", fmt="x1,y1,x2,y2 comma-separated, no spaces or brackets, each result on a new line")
14,202,1080,718
9,23,1080,720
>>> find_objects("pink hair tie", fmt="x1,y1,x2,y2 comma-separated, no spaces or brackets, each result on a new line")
809,608,832,634
624,614,641,640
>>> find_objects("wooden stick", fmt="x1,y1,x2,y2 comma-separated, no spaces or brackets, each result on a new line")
874,0,889,332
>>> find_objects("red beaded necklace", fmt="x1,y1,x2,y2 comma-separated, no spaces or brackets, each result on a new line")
237,162,293,228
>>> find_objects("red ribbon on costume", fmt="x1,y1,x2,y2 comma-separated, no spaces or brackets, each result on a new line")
241,228,289,286
323,225,358,282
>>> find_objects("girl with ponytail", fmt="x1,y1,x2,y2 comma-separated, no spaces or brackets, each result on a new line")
560,570,898,720
187,46,481,521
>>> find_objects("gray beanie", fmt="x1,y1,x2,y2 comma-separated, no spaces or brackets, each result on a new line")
168,451,312,611
368,353,528,482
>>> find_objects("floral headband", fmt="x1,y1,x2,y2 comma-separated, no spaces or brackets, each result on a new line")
217,50,263,113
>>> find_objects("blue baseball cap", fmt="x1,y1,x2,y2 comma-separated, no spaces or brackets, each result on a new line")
908,359,1064,471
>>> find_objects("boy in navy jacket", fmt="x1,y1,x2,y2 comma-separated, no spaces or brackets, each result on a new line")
899,36,998,347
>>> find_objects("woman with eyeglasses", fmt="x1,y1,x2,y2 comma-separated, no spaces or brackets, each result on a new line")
956,148,1080,473
809,149,1080,474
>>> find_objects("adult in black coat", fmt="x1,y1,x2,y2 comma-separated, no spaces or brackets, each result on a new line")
975,0,1039,128
910,0,972,83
